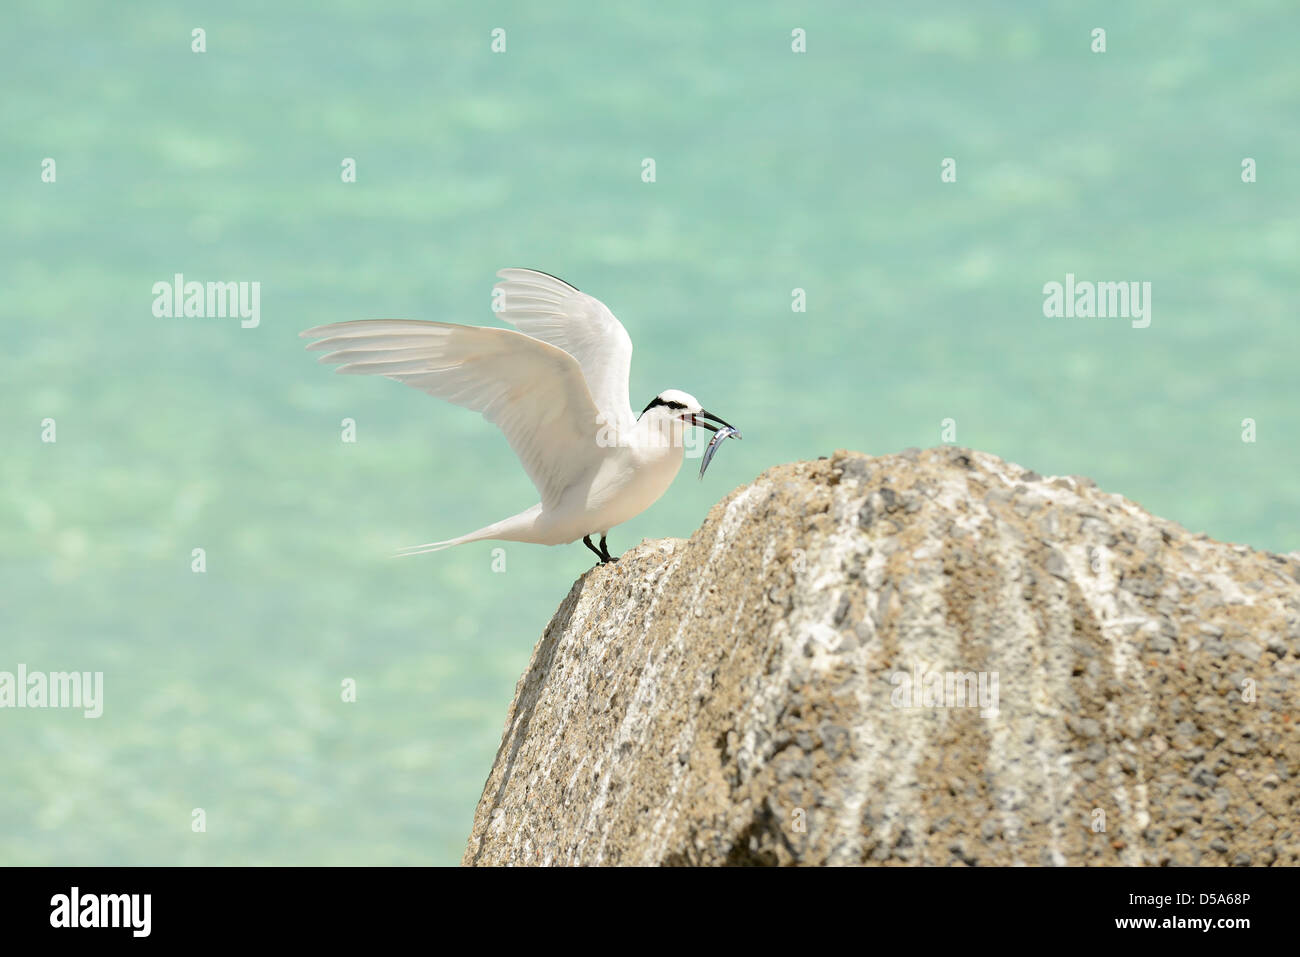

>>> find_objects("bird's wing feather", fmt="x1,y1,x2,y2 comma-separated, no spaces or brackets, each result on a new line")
493,268,634,428
301,319,604,507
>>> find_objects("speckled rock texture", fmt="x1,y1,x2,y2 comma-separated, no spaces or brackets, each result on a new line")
462,448,1300,866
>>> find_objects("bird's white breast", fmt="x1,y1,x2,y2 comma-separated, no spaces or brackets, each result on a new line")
543,430,685,542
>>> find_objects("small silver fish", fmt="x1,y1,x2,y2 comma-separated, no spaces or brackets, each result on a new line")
699,424,742,479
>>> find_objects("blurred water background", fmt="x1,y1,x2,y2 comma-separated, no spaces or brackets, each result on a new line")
2,1,1297,863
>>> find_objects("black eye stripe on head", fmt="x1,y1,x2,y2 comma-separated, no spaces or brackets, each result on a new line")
640,397,689,417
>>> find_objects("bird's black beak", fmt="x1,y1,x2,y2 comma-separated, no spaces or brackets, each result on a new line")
685,410,738,434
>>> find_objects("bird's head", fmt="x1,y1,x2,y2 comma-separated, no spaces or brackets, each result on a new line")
639,389,736,433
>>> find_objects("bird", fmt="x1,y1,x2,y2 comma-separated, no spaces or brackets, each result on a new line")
300,268,740,564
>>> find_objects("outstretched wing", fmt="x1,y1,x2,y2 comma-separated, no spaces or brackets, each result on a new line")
301,319,604,507
493,268,634,429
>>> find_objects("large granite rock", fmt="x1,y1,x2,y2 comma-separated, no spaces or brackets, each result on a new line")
462,448,1300,866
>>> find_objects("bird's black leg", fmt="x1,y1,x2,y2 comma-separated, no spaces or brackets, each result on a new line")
599,534,618,563
583,535,606,563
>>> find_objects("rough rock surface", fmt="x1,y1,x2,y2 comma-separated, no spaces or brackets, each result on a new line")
462,448,1300,866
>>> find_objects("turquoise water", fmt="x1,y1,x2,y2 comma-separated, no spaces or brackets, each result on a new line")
3,2,1297,864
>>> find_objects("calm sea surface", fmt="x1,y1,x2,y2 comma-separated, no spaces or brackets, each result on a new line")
3,2,1296,863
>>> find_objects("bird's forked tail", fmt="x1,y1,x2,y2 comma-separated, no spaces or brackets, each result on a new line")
393,504,544,558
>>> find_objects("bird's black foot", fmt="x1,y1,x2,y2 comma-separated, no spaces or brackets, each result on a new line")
583,534,606,564
584,534,618,564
